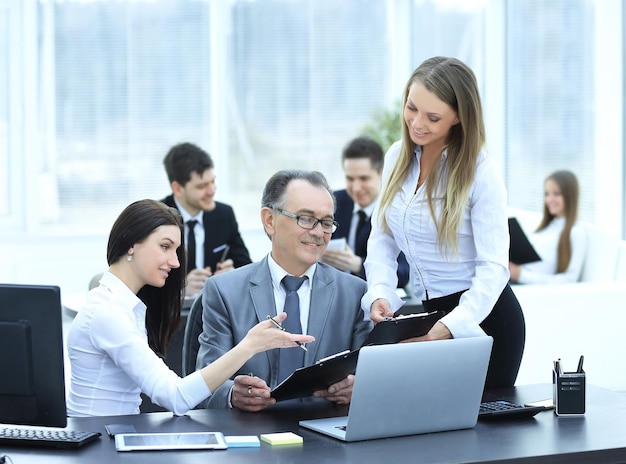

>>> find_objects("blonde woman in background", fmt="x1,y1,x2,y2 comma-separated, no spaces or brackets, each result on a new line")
509,170,586,284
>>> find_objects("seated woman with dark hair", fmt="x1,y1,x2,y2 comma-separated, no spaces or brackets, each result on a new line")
66,199,313,417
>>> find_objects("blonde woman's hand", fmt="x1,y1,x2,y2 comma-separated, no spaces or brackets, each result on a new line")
508,262,521,282
401,321,452,343
370,298,393,324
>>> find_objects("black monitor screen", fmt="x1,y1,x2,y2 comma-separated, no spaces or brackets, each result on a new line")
0,283,67,427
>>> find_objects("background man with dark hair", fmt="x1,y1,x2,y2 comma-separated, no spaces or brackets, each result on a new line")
322,136,409,288
161,142,251,297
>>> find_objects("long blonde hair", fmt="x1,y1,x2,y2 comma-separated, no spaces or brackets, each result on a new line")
536,170,580,273
378,56,486,256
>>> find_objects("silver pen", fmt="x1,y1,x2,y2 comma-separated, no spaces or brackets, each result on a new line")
266,315,307,351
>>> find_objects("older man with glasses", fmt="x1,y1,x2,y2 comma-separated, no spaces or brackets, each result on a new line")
196,169,372,411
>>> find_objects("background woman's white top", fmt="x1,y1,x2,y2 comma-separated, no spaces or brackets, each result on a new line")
518,217,587,284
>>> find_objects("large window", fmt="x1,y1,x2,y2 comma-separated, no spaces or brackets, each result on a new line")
505,0,596,219
35,0,624,233
42,0,408,232
505,0,623,233
1,0,624,293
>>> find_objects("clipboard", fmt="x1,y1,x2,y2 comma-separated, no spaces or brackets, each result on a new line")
362,310,443,347
270,349,360,401
508,217,541,265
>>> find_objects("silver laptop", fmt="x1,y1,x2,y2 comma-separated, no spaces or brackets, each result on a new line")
299,336,493,442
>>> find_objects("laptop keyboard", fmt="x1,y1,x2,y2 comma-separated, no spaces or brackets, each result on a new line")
0,427,101,449
479,400,546,419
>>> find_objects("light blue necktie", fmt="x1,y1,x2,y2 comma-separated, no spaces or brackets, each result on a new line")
278,275,307,383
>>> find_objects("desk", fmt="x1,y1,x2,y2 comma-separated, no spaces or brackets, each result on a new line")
4,384,626,463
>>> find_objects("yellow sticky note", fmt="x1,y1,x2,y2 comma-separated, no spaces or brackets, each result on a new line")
260,432,303,446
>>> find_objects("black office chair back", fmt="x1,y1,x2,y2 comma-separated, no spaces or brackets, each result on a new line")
182,295,203,377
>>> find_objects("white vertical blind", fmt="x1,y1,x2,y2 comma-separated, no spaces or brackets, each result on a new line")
8,0,626,232
1,0,625,293
42,0,410,232
49,1,213,231
504,0,597,223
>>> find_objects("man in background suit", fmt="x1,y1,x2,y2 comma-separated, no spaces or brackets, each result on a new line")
196,169,372,411
322,136,410,288
161,142,251,297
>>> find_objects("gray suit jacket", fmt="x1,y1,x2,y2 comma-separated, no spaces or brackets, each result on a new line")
196,256,372,408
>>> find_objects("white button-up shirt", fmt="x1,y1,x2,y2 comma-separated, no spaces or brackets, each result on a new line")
362,141,510,338
67,271,209,417
519,217,587,284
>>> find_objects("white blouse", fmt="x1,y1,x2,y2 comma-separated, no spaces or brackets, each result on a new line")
362,141,510,338
67,271,210,417
518,217,587,284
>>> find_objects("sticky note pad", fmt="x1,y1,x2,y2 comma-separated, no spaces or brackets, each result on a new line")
224,435,261,448
260,432,303,446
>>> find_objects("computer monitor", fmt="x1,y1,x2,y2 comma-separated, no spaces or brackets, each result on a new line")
0,283,67,427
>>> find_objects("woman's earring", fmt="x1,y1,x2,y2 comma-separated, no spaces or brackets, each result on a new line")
127,254,133,262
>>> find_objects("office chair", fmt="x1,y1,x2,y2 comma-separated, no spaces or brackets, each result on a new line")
88,272,104,290
182,295,203,377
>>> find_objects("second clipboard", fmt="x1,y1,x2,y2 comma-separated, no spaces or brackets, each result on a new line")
270,349,360,402
362,310,444,346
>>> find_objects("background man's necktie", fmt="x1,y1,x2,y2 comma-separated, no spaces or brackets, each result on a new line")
186,220,198,273
278,275,307,383
354,210,368,257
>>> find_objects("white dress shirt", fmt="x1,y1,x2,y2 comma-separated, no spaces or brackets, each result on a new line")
518,217,587,284
66,272,210,417
362,141,510,338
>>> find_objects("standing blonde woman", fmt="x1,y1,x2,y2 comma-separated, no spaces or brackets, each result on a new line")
362,56,525,387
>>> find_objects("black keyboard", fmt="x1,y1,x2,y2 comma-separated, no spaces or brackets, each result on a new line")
479,400,546,420
0,427,101,449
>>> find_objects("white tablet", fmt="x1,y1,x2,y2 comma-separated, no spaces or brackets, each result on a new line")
115,431,227,451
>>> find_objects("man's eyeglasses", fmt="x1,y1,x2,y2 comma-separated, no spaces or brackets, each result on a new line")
274,208,338,234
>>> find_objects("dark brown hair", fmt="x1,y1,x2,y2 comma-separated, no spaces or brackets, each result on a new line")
163,142,214,186
107,199,186,356
341,136,384,173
